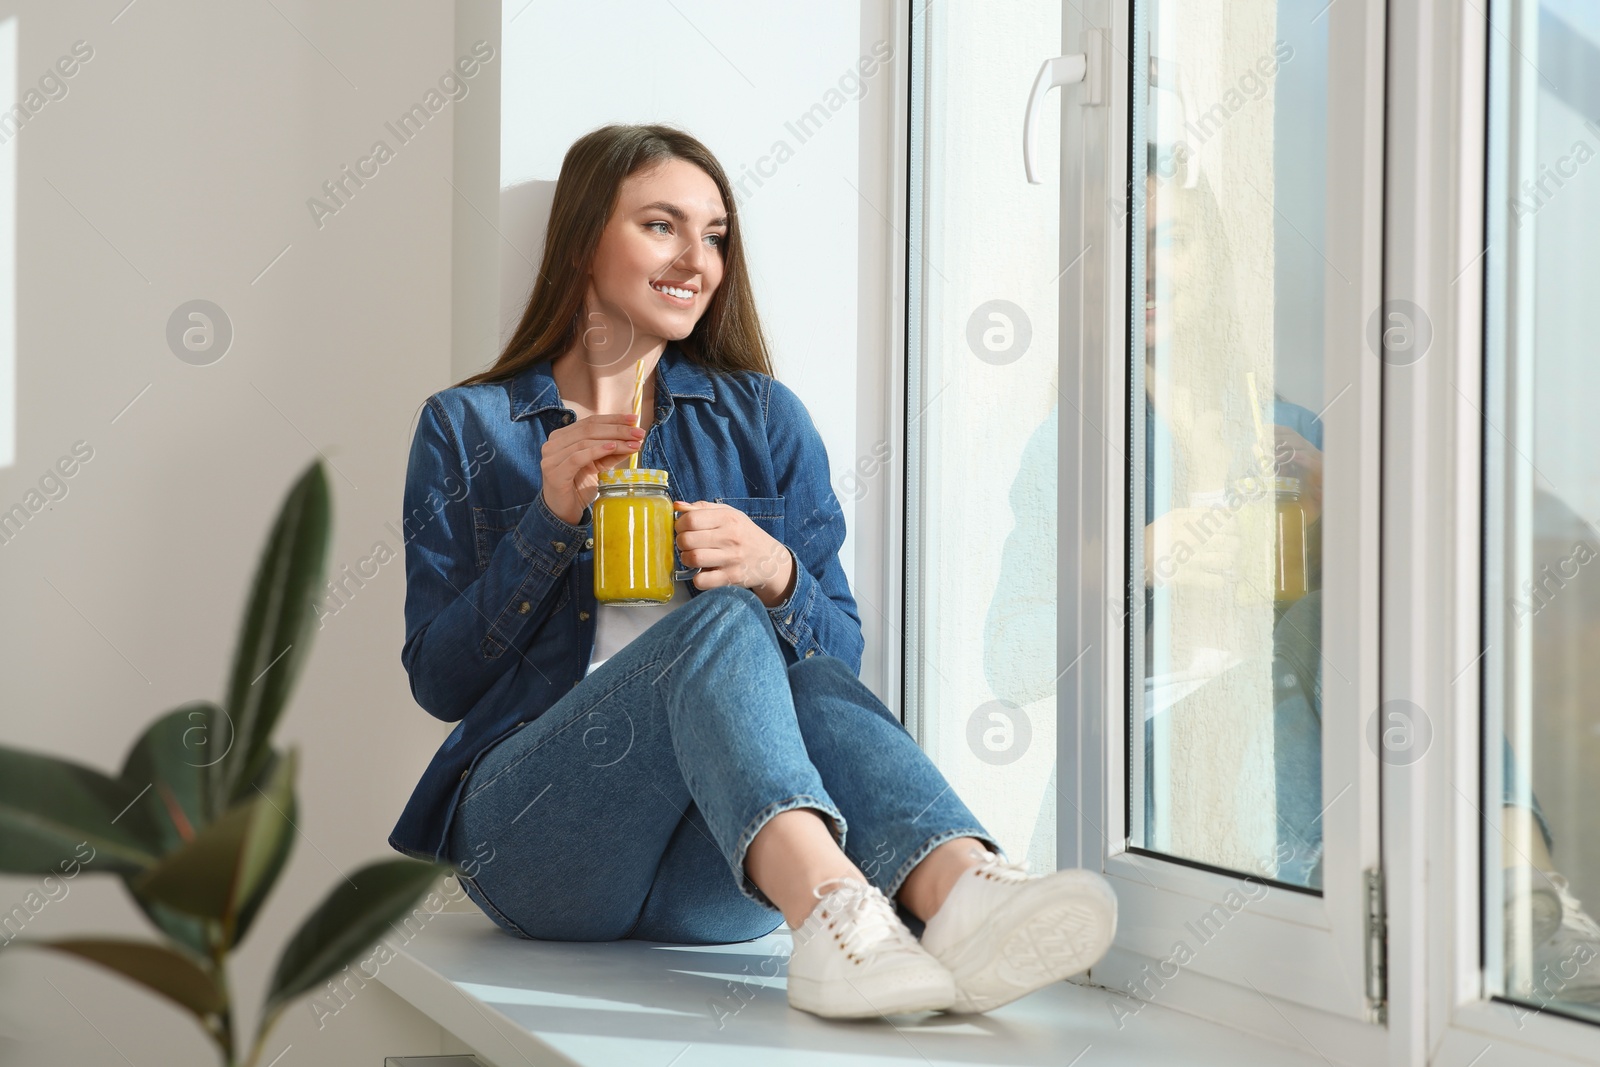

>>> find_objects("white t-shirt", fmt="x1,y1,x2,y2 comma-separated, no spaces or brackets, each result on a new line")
584,578,694,676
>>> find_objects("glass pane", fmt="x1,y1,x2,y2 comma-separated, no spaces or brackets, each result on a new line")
1485,0,1600,1023
908,1,1062,874
1130,0,1331,888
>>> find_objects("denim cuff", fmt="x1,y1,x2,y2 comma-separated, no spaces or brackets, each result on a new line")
766,549,820,656
763,544,801,615
731,793,848,911
513,490,592,576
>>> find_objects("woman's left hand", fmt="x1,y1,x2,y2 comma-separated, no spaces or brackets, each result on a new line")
673,500,797,607
1274,425,1324,525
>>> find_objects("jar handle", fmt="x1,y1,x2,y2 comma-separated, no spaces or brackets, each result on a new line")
671,506,701,582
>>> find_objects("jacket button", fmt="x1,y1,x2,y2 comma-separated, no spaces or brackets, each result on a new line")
518,601,531,614
785,613,794,625
553,540,566,553
585,537,595,549
579,610,591,621
805,649,816,658
460,769,469,781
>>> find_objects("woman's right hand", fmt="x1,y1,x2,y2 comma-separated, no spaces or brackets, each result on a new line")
540,413,646,526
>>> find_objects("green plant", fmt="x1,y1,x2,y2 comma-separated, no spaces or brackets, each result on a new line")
0,460,451,1066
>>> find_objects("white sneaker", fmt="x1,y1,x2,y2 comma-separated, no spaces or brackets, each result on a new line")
1509,869,1600,1008
919,851,1118,1013
785,876,956,1019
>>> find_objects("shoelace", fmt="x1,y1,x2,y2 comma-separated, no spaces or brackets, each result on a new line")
1550,874,1600,940
969,850,1033,884
809,877,920,964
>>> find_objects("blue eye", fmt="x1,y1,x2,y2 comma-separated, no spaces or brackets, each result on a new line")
646,221,724,250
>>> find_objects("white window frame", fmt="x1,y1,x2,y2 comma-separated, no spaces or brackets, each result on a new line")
1050,0,1388,1046
1415,0,1600,1062
897,0,1600,1060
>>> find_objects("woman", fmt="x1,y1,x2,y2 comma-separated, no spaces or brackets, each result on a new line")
386,123,1117,1020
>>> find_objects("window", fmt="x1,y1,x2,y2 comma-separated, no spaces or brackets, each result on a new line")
1132,0,1337,893
909,0,1386,1026
1097,0,1387,1022
907,0,1600,1058
1482,0,1600,1030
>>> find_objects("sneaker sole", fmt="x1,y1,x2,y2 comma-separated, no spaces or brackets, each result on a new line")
787,967,956,1019
939,870,1118,1014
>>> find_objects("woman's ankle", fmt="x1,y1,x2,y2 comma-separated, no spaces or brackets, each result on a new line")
898,838,992,922
744,808,864,928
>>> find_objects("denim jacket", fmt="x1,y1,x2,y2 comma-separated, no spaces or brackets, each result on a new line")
387,342,864,863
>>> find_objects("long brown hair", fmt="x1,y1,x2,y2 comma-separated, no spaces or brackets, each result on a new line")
454,123,774,390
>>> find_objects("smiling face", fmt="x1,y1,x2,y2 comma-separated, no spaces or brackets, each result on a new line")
584,157,728,361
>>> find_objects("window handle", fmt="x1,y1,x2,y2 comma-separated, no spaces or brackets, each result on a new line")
1024,32,1104,185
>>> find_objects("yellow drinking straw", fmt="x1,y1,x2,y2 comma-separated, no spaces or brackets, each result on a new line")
1245,370,1269,470
628,358,645,468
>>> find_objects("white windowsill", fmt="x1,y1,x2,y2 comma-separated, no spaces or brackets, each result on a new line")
375,911,1333,1066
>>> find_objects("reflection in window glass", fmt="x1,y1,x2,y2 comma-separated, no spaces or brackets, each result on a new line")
1131,0,1330,888
1486,0,1600,1022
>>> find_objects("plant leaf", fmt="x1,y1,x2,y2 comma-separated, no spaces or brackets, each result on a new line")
25,938,223,1019
121,894,210,960
231,747,297,947
132,750,296,931
115,702,235,956
118,702,223,851
0,746,159,875
213,461,331,812
131,802,254,921
265,859,448,1016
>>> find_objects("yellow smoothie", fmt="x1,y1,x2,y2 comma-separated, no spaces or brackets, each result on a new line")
1274,476,1308,603
593,486,675,603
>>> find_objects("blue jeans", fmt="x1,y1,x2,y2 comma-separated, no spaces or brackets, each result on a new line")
447,584,1002,945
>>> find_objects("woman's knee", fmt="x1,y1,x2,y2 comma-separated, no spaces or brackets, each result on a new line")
689,582,764,614
787,649,842,680
683,583,773,640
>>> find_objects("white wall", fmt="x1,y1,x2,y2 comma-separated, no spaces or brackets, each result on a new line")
0,0,484,1061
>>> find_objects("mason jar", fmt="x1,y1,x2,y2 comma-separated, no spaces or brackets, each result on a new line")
1274,475,1309,604
592,467,675,604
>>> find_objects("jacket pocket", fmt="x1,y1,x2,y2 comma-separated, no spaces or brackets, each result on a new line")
472,501,532,573
473,500,572,618
714,495,785,543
